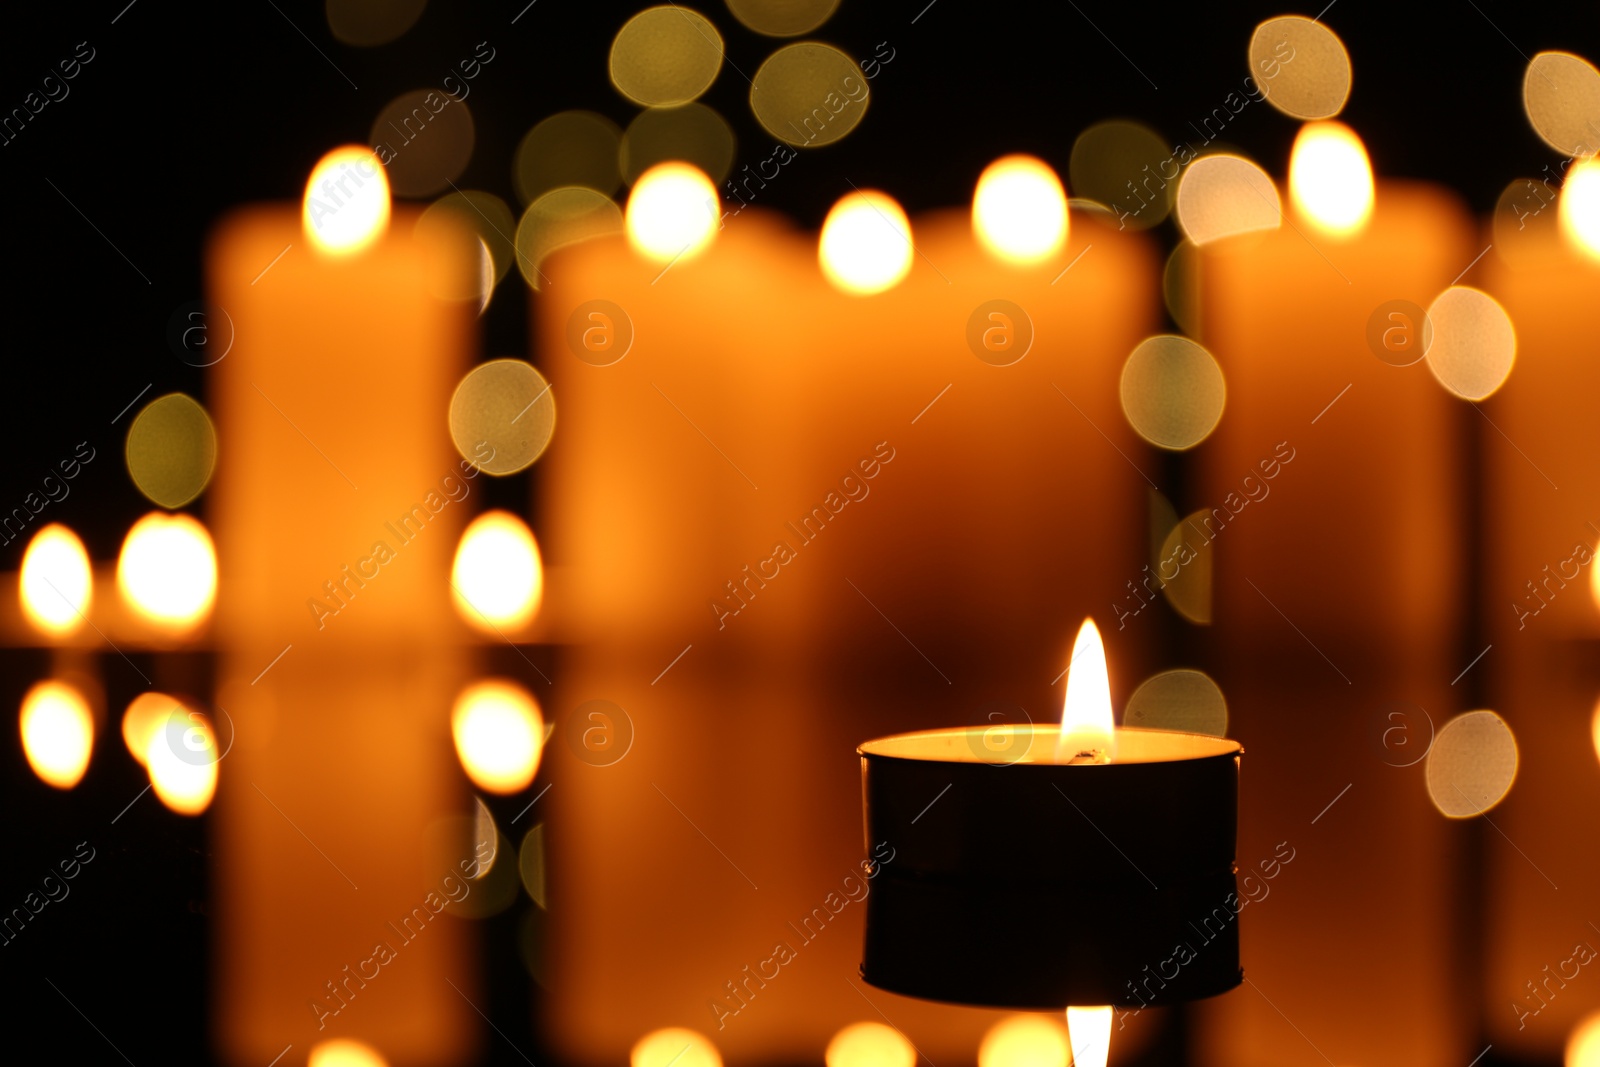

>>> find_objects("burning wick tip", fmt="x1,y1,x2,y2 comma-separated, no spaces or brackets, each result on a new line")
1066,749,1110,766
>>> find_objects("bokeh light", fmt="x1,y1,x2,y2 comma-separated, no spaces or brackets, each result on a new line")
1289,121,1373,236
1119,335,1226,450
1174,154,1280,245
512,111,623,205
452,679,544,794
1249,16,1352,120
621,103,736,186
116,512,218,633
420,190,515,286
146,708,218,815
20,679,93,790
626,162,720,263
1069,120,1172,229
1423,286,1516,401
1425,710,1518,818
1524,51,1600,157
1560,157,1600,261
449,359,556,476
303,146,390,256
122,691,183,767
1158,511,1213,624
1591,697,1600,769
325,0,425,46
631,1028,722,1067
20,524,91,637
825,1022,915,1067
125,393,217,509
369,89,475,198
726,0,839,37
1573,1011,1600,1066
308,1039,389,1067
609,7,724,107
819,190,913,295
750,42,868,147
978,1014,1069,1067
972,155,1068,265
1123,669,1228,736
519,824,548,908
514,186,623,290
452,510,543,632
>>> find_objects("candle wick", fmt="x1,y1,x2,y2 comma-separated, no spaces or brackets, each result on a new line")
1066,749,1110,766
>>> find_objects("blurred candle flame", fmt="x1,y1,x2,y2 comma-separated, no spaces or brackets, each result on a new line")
303,145,391,255
626,161,719,264
1058,618,1115,763
1065,1005,1112,1067
1289,121,1374,236
452,510,543,633
1560,156,1600,260
973,155,1068,265
116,512,217,633
20,679,93,789
20,524,92,637
452,679,544,794
308,1039,389,1067
146,707,218,815
820,190,913,295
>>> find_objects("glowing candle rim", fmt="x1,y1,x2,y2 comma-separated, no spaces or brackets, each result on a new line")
858,725,1239,765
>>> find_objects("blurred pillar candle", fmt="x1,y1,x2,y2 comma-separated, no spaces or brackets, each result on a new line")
1192,129,1472,1067
1481,195,1600,1062
208,148,477,1066
533,177,1157,1064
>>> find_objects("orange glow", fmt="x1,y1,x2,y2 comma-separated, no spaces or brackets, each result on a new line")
631,1028,721,1067
1058,618,1115,763
308,1039,389,1067
304,146,391,256
122,691,183,766
116,512,217,633
978,1014,1070,1067
1561,157,1600,261
1065,1006,1112,1067
452,679,544,794
825,1022,915,1067
20,680,93,789
146,707,218,815
1570,1010,1600,1065
820,190,913,295
1289,121,1374,237
452,510,543,632
1591,698,1600,769
19,524,92,637
626,161,719,263
973,155,1068,265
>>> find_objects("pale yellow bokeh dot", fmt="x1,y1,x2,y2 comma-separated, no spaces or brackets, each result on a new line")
1524,52,1600,158
626,162,720,263
452,510,543,632
1174,154,1280,245
621,103,737,186
116,512,217,633
1570,1011,1600,1067
1069,120,1173,229
19,524,91,637
826,1022,915,1067
416,192,510,308
514,187,623,290
1162,240,1202,337
449,359,556,475
1159,512,1213,625
1120,335,1226,451
750,42,868,148
303,145,390,255
632,1029,722,1067
1124,670,1228,737
513,111,623,206
726,0,839,37
452,679,543,794
326,0,425,47
308,1039,389,1067
20,679,93,790
1289,121,1373,237
820,190,912,295
519,824,547,908
610,6,724,107
369,89,476,198
1423,287,1516,401
1425,710,1518,818
1249,16,1352,120
973,155,1068,265
978,1014,1069,1067
126,393,217,509
419,190,514,284
1560,157,1600,261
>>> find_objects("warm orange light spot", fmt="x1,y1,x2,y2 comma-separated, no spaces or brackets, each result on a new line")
304,145,391,255
1590,698,1600,770
122,692,183,766
453,511,543,632
1065,1006,1112,1067
631,1029,721,1067
116,512,217,633
1289,121,1374,236
20,524,92,637
308,1039,389,1067
1561,157,1600,261
973,155,1068,265
20,680,93,789
826,1022,915,1067
626,161,719,263
452,679,544,794
978,1014,1070,1067
1571,1010,1600,1066
1058,618,1115,763
146,706,218,815
820,190,913,295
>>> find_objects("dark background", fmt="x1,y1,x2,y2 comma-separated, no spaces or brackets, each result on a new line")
0,1,1592,1064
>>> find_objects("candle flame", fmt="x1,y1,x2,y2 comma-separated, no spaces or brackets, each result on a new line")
825,1022,916,1067
1058,618,1115,763
303,145,391,255
626,161,719,264
308,1039,389,1067
146,707,218,815
820,189,914,295
1561,156,1600,261
978,1014,1070,1067
973,155,1068,265
631,1029,722,1067
117,512,217,634
20,679,93,790
1065,1006,1112,1067
20,524,92,637
122,692,182,766
452,511,543,633
452,679,544,794
1289,121,1374,236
